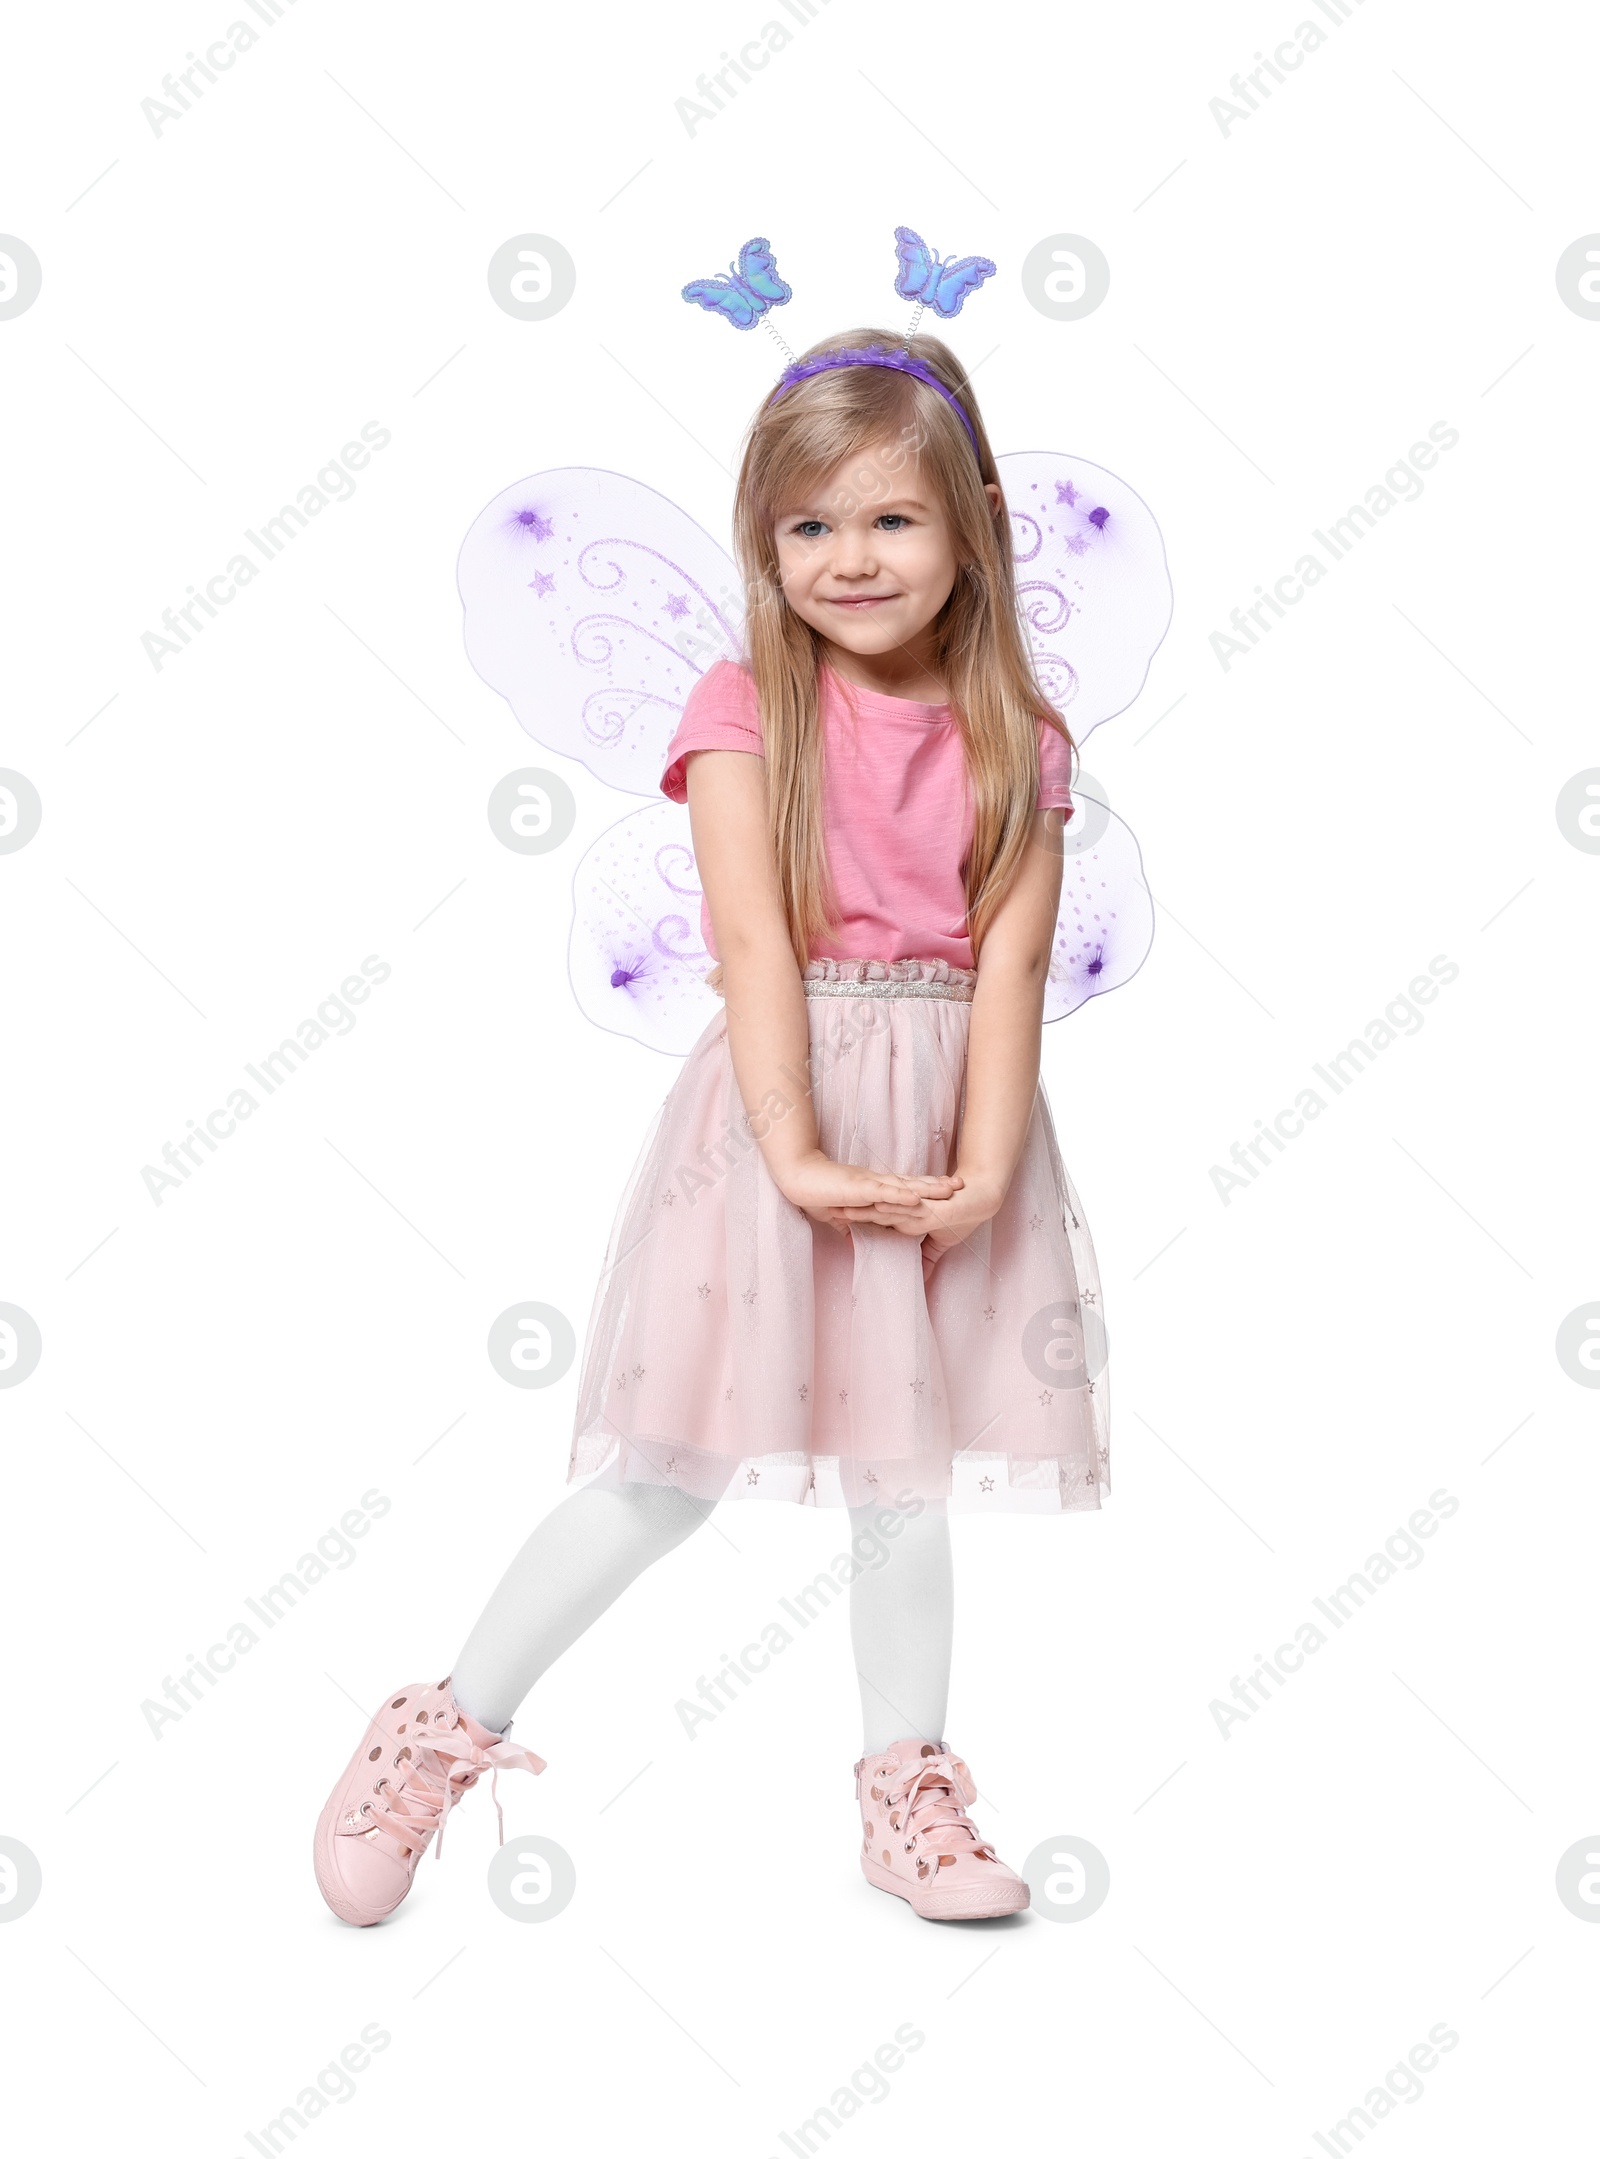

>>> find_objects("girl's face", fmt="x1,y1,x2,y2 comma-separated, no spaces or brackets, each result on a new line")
773,440,999,671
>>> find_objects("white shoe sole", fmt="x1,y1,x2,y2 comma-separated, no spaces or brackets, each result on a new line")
861,1851,1029,1920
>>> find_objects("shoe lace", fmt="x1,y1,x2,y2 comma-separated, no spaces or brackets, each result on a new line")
872,1749,997,1865
364,1722,544,1861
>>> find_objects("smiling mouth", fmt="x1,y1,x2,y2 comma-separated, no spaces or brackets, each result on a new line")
826,594,900,608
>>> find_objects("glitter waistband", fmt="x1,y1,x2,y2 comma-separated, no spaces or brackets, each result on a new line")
801,958,977,1003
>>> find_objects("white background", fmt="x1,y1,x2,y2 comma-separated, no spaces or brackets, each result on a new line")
2,1,1596,2151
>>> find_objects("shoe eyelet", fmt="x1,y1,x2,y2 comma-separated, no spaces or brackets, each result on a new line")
391,1697,407,1709
373,1779,389,1794
359,1801,372,1815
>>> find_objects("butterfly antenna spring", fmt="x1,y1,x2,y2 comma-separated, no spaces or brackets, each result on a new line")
762,317,797,364
900,301,926,352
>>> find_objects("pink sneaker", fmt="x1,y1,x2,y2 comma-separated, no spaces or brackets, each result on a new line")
856,1738,1029,1921
314,1676,543,1926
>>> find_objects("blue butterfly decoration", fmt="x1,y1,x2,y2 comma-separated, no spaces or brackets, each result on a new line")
892,226,997,318
681,236,792,330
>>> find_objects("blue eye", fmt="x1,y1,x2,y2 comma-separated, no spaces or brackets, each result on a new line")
792,519,827,538
877,514,908,531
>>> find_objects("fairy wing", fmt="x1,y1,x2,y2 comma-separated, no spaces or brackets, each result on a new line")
457,467,744,794
999,451,1173,744
1047,795,1154,1022
569,800,721,1053
458,467,737,1054
999,452,1171,1022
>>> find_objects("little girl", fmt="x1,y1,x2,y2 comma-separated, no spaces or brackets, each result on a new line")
315,325,1109,1926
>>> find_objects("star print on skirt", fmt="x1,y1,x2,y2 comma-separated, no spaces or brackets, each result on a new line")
569,958,1110,1514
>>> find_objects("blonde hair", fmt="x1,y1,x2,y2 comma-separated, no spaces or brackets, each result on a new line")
730,327,1070,972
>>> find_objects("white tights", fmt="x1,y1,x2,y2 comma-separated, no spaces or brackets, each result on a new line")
449,1482,953,1755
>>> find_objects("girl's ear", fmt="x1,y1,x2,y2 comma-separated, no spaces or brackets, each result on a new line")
983,481,1002,517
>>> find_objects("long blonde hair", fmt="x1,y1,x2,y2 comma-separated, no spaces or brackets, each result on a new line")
730,327,1069,970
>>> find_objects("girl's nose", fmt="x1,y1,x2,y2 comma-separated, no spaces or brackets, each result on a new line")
830,527,876,577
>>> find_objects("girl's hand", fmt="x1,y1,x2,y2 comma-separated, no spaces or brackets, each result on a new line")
778,1150,963,1235
916,1174,1008,1278
828,1167,1011,1279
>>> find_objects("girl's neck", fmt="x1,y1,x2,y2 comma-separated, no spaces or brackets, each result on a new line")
820,640,949,706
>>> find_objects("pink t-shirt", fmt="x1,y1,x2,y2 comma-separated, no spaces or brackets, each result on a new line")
660,660,1073,969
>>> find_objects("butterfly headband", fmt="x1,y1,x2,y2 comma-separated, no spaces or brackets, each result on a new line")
681,227,996,458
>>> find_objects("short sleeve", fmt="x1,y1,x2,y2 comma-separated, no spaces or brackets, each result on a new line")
660,660,765,803
1035,716,1074,812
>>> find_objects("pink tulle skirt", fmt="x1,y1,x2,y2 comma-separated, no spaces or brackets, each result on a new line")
569,957,1110,1514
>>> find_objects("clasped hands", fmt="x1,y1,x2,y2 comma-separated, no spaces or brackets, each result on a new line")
776,1150,1004,1275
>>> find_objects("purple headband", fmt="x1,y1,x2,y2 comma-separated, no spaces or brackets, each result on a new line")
767,348,981,456
681,228,997,462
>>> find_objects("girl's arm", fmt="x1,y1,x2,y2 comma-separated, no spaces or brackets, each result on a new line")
856,803,1064,1261
950,804,1066,1214
685,748,959,1224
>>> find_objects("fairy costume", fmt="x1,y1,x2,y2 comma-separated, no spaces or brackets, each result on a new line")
312,229,1175,1934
